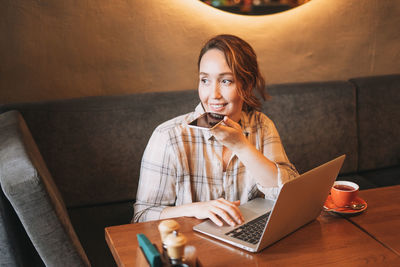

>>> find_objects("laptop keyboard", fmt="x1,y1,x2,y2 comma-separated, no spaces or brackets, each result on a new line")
225,211,271,244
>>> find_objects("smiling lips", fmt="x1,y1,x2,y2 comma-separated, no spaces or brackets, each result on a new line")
209,103,227,113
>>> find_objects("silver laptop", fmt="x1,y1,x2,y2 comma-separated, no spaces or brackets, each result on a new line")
193,155,346,252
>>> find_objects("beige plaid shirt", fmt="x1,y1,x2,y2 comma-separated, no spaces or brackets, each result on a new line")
133,104,298,222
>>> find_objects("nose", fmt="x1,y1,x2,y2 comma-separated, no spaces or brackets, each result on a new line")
210,82,222,99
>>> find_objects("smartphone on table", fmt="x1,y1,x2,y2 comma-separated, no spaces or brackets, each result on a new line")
188,112,224,130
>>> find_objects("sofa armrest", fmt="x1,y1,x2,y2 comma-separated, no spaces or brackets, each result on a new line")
0,111,90,267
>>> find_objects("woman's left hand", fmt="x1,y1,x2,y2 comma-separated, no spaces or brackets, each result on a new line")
211,116,249,151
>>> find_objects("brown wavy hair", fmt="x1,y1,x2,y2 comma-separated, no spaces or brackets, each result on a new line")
198,34,270,112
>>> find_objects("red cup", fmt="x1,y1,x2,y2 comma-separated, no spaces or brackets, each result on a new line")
330,181,359,207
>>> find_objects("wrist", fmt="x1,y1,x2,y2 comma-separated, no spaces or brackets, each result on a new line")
231,138,252,154
180,202,194,217
165,202,196,218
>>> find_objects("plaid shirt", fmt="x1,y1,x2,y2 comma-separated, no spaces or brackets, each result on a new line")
133,104,298,222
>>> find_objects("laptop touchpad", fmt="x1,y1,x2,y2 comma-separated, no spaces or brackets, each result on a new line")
239,207,259,220
239,198,274,221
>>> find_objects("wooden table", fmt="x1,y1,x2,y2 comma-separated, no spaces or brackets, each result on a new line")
105,186,400,266
346,185,400,256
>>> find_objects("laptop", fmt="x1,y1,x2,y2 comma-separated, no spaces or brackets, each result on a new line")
193,155,346,252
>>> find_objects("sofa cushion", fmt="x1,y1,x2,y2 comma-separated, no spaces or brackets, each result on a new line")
350,74,400,172
0,111,90,267
264,81,358,174
0,91,199,207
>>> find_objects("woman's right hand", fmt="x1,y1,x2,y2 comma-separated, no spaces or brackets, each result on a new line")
188,198,244,227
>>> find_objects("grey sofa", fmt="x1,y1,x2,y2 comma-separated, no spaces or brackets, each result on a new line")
0,74,399,266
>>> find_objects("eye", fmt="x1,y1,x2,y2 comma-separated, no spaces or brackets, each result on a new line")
221,79,233,86
200,78,209,85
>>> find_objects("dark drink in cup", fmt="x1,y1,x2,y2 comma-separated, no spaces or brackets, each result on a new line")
331,181,359,207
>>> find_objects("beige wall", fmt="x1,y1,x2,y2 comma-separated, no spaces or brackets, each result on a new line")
1,0,399,104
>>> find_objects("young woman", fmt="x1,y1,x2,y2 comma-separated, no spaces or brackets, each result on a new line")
133,34,298,226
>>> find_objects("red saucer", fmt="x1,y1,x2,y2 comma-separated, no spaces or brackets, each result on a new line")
323,195,367,214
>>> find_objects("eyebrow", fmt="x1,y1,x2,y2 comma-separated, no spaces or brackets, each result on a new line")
199,72,233,76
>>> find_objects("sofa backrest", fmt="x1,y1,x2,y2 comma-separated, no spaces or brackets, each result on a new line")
350,74,400,172
1,80,360,207
8,74,399,208
264,80,358,175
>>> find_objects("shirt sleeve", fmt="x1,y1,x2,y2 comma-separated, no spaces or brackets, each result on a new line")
133,127,177,223
256,116,299,200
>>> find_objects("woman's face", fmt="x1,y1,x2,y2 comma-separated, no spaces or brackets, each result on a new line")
198,49,244,123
